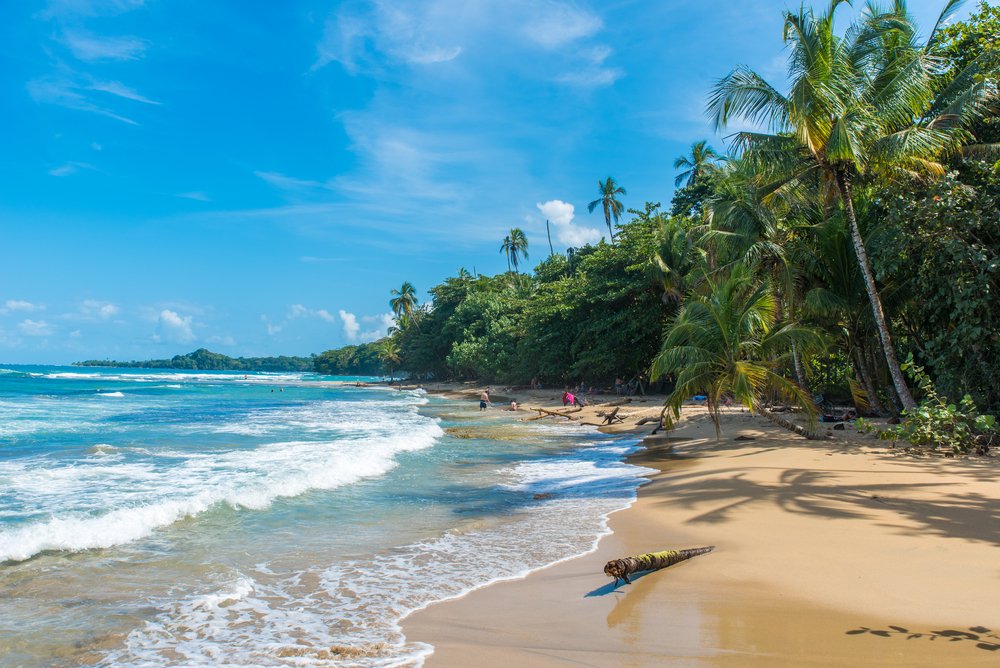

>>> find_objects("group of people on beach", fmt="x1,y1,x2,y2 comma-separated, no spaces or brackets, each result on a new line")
480,387,518,412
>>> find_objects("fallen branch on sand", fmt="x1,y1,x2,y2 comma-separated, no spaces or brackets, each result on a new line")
525,407,582,421
598,407,625,425
604,546,715,585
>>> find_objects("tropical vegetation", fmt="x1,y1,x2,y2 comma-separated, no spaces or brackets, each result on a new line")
315,1,999,447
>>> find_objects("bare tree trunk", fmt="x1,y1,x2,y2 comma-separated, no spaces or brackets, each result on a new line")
851,344,886,416
761,408,829,440
834,170,917,412
546,219,554,256
604,547,715,585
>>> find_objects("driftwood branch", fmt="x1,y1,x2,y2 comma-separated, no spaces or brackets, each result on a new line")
604,546,715,585
526,407,582,421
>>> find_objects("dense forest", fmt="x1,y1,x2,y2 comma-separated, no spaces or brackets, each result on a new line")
77,348,314,372
330,2,998,450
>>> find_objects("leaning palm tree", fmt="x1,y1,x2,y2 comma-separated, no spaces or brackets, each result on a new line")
389,281,418,329
588,177,626,242
706,0,996,411
651,265,821,438
500,228,529,273
674,140,722,187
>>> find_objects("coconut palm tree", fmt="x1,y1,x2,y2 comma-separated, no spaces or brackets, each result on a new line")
650,265,822,438
674,140,722,187
500,228,529,274
588,177,626,242
376,337,401,380
389,281,418,329
706,0,996,412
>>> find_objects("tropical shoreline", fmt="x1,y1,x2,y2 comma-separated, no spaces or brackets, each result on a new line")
403,388,1000,666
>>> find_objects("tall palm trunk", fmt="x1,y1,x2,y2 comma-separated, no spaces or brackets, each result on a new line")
834,169,917,412
850,342,886,416
546,219,554,256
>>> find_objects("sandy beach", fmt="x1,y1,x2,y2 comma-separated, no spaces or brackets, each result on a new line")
403,385,1000,666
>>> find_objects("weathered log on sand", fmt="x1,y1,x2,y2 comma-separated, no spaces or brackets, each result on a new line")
603,546,715,585
761,409,830,440
635,416,661,426
595,398,633,408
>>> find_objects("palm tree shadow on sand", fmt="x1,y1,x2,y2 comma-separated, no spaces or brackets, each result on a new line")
846,625,1000,652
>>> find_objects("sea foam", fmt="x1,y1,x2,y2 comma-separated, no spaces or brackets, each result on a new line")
0,400,442,563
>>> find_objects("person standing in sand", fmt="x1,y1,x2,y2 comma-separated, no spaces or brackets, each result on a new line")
480,388,492,411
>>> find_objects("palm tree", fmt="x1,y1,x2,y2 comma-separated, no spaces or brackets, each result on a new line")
376,337,401,380
650,265,821,438
674,140,721,187
389,281,418,329
500,228,529,273
588,177,626,242
706,0,995,412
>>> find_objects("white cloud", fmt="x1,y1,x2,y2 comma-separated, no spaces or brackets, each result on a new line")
49,161,97,177
81,299,119,319
62,29,147,61
289,304,337,322
361,312,395,341
2,300,44,313
339,310,361,341
536,200,601,247
18,319,55,336
69,329,82,338
153,309,195,343
207,335,236,346
520,4,602,48
255,171,324,192
177,191,211,202
27,76,139,125
87,79,160,105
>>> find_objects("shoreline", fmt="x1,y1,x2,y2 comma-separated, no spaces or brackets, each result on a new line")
403,385,1000,666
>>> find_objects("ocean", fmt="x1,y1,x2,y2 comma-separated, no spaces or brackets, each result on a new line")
0,367,650,667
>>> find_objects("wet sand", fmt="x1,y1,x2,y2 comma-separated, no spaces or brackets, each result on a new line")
403,395,1000,666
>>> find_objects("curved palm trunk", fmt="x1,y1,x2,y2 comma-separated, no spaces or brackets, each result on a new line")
834,170,917,412
546,219,554,256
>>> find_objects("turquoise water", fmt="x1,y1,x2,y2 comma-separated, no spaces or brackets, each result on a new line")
0,367,649,666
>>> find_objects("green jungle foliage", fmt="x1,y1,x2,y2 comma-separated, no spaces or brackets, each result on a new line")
329,2,1000,449
313,343,384,376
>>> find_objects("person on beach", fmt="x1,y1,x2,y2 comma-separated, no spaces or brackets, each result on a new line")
562,389,575,406
480,388,492,411
506,400,519,411
530,377,538,390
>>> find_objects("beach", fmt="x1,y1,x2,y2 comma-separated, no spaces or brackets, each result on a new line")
405,387,1000,666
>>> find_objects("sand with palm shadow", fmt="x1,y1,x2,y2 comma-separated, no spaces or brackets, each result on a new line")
402,400,1000,666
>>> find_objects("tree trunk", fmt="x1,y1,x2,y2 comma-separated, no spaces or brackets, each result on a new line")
546,219,554,256
761,408,829,440
834,169,917,412
604,546,715,585
850,343,886,416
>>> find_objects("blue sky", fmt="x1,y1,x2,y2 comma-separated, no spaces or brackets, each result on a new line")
1,0,967,364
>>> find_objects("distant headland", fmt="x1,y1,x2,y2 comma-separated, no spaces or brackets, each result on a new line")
75,345,385,375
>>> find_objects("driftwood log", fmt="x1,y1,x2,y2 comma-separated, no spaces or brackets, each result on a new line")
524,407,582,421
598,407,624,425
603,546,715,585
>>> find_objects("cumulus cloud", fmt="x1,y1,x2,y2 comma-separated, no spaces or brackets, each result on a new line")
536,200,601,247
153,309,195,343
361,313,395,341
80,299,119,319
18,319,55,336
340,310,394,342
2,300,44,314
339,310,361,341
207,335,236,346
289,304,337,322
